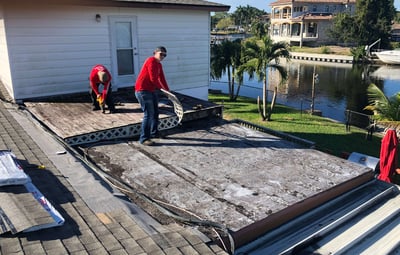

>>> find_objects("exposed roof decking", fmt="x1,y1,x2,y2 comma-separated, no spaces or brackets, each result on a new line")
19,89,380,250
24,89,222,145
81,117,373,247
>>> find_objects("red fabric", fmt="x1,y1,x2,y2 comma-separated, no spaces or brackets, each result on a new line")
89,64,112,101
135,56,169,92
378,129,398,183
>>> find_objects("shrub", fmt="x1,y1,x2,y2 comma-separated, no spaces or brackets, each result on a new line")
321,46,331,54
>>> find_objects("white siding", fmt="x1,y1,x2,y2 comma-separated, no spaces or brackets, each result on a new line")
2,3,211,100
133,9,210,100
0,5,13,98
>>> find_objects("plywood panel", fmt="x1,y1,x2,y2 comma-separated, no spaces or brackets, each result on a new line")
24,89,219,140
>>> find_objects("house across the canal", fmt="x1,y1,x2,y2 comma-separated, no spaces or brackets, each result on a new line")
270,0,356,47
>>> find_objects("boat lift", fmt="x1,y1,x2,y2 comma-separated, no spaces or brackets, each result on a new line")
365,38,381,57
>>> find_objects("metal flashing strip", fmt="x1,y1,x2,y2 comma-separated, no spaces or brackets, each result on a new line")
234,178,397,254
231,119,316,148
231,171,375,250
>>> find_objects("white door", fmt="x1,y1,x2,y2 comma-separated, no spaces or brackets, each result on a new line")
109,16,139,88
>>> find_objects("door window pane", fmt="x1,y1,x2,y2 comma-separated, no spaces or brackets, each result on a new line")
117,49,134,75
116,21,134,75
116,22,132,48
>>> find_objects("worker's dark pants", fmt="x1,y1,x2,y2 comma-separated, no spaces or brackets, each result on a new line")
90,83,115,111
135,90,159,143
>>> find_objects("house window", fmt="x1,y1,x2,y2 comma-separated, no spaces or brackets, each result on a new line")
283,8,291,19
292,23,301,36
273,24,280,36
312,5,317,12
308,22,317,37
294,6,304,12
273,9,280,19
282,23,289,36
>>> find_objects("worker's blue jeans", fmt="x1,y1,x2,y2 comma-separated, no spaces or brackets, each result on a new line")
135,91,159,143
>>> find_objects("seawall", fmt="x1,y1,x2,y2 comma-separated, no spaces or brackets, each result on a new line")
290,52,354,64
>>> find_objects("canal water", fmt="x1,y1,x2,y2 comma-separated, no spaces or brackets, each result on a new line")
210,59,400,124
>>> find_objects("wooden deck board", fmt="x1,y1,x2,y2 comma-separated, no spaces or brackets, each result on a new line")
23,88,218,140
25,101,175,138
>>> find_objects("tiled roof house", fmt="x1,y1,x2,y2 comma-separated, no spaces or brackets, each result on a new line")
269,0,356,46
391,23,400,42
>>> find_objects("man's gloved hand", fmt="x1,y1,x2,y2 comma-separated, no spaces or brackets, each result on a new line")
97,94,104,106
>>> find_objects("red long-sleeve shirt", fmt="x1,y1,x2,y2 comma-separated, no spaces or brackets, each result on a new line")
89,64,112,101
135,56,169,92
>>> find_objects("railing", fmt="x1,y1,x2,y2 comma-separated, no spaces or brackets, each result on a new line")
345,109,376,140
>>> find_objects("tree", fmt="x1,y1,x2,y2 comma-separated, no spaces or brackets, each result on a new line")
250,19,268,39
211,12,229,31
238,36,290,121
329,0,395,48
328,13,357,44
231,5,266,32
364,83,400,121
354,0,395,48
216,17,234,31
210,39,242,101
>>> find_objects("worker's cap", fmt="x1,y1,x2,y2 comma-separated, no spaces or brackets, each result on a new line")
154,46,167,54
98,71,109,82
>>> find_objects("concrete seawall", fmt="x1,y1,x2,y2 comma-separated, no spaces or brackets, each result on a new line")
290,52,354,64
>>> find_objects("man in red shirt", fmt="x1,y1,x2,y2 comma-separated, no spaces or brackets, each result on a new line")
89,64,115,113
135,46,170,145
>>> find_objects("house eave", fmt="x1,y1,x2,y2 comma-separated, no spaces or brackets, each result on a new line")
111,0,230,12
10,0,230,12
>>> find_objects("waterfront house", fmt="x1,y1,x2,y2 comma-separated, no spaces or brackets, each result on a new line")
391,23,400,42
269,0,356,47
0,0,229,102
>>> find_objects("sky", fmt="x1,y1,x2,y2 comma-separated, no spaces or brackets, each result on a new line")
215,0,400,13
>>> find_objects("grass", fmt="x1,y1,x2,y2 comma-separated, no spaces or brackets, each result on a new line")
209,93,383,159
289,45,352,56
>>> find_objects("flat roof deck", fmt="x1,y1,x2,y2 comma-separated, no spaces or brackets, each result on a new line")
24,88,222,145
21,89,373,248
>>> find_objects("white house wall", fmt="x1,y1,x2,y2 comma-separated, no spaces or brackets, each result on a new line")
0,4,13,99
133,9,211,99
3,3,211,101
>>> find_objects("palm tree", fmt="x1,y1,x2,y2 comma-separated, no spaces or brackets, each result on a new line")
238,36,290,121
251,19,268,39
364,83,400,121
210,39,242,101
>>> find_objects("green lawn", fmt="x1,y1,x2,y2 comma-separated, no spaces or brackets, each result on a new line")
209,93,383,159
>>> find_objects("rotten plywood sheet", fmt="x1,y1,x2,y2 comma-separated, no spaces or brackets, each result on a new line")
24,101,152,138
84,119,371,231
23,89,216,140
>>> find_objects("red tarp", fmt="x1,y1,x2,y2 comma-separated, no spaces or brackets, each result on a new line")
378,129,398,183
